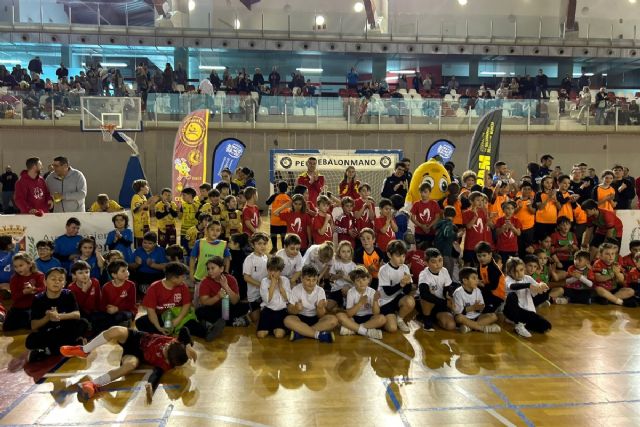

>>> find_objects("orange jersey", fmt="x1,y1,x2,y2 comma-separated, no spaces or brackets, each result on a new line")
595,186,615,211
270,193,291,227
535,192,558,224
514,198,535,230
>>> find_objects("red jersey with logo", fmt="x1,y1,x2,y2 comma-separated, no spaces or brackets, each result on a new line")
620,254,636,273
142,280,192,316
626,267,640,287
565,265,595,289
335,212,357,246
10,272,45,309
312,212,334,244
406,249,427,284
591,259,618,291
354,198,374,230
588,208,623,238
140,333,175,372
374,216,397,252
199,273,240,299
550,231,578,262
280,210,311,249
462,208,491,251
68,278,101,314
241,204,260,236
494,216,522,253
410,200,441,236
101,279,137,315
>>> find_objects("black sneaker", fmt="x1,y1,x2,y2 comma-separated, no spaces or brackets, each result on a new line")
27,348,50,363
204,319,225,342
623,298,638,308
423,318,435,332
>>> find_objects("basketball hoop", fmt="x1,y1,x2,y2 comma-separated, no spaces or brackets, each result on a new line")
100,123,118,142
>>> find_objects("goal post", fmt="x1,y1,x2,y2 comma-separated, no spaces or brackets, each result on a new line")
270,149,404,200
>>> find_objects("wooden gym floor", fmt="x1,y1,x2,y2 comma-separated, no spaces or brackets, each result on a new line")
1,303,640,426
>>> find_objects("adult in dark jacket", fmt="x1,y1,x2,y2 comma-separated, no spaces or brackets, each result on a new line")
380,163,409,200
612,165,635,210
0,166,18,213
28,56,43,77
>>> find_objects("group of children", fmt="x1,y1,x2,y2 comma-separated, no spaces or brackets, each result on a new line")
1,159,639,401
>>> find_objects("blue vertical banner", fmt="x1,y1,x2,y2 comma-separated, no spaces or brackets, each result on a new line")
211,138,246,184
118,156,147,208
425,139,456,163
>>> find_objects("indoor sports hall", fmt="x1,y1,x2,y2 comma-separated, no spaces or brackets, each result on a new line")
1,1,640,426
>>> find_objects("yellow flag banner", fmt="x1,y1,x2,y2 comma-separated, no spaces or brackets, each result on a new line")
467,108,503,187
171,109,210,201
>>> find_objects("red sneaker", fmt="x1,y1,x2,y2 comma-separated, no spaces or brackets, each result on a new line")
60,345,89,358
78,381,99,401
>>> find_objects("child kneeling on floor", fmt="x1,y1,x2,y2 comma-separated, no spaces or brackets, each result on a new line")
285,265,338,343
336,265,386,339
60,325,196,403
452,267,501,334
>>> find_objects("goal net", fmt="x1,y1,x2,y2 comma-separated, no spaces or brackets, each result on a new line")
270,149,403,201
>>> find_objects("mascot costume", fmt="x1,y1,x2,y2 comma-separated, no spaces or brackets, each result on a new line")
405,157,451,207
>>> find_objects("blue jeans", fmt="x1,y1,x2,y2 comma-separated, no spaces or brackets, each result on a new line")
1,191,14,213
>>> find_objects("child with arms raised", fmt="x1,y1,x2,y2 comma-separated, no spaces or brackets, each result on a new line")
285,265,338,343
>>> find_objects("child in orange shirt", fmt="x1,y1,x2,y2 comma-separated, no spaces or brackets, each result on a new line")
266,181,292,254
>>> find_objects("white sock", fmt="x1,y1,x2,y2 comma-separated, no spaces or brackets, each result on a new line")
357,326,367,336
314,331,320,339
82,332,108,353
92,373,112,387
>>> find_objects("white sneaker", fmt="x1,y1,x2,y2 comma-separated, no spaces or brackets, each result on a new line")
459,325,471,334
397,318,410,333
482,324,502,334
554,297,569,305
366,329,383,340
340,326,355,336
515,322,532,338
537,300,551,308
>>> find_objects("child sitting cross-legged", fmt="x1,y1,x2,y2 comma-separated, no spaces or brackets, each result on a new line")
564,250,595,304
378,240,416,333
592,242,636,307
418,248,456,332
256,256,291,339
285,265,338,343
452,267,502,334
336,266,386,339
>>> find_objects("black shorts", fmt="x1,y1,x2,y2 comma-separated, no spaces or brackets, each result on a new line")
590,233,620,249
327,289,344,308
298,314,319,327
427,302,451,321
270,225,287,236
535,222,556,241
415,234,434,247
354,314,372,324
248,298,263,312
564,288,592,304
120,329,145,361
380,294,403,316
257,307,287,332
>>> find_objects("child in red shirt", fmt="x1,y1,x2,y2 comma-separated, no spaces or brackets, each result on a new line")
312,195,334,244
4,252,45,331
61,325,197,403
196,256,250,326
335,196,358,246
274,194,312,253
241,187,261,237
374,198,398,252
100,259,137,330
625,251,640,300
135,262,225,341
550,216,579,271
462,191,491,265
620,240,640,273
68,260,101,330
410,183,441,246
354,183,375,231
592,243,636,306
405,235,427,285
564,250,595,304
494,201,522,263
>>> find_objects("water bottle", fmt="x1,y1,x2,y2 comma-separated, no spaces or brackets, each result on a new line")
221,293,230,321
163,310,173,330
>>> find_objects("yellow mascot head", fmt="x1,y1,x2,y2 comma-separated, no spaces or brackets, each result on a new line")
406,157,451,204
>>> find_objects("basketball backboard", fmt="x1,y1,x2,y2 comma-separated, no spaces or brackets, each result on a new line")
80,96,143,132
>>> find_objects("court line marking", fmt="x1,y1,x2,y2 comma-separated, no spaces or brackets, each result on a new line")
158,404,174,427
114,368,152,424
483,379,535,427
382,378,411,427
368,336,516,427
388,368,640,382
43,369,152,378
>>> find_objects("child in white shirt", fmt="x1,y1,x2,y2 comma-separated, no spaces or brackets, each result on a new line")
327,241,356,311
377,240,416,333
336,266,386,339
275,233,303,285
256,256,291,339
452,267,501,334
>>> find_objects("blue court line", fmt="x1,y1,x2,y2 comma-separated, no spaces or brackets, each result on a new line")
387,368,640,384
484,379,535,427
0,356,69,420
382,378,411,427
158,403,175,427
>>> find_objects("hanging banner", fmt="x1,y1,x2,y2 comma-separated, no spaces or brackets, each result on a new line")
467,108,503,186
171,109,210,201
0,212,131,258
426,139,456,163
211,138,246,185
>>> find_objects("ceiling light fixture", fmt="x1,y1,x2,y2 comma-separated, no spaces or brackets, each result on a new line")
296,67,323,73
458,0,468,5
354,2,364,12
479,71,506,75
315,15,325,26
199,65,226,70
389,69,418,74
233,18,241,29
188,0,196,11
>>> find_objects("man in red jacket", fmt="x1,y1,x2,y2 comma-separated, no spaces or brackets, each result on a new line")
14,157,52,215
296,157,325,205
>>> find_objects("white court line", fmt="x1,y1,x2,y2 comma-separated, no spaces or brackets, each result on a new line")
113,369,152,426
368,329,516,427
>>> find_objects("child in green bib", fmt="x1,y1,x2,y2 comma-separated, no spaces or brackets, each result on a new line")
189,221,231,282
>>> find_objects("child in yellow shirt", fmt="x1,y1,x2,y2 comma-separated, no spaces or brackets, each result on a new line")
131,179,158,247
155,188,178,248
179,187,200,251
221,195,243,238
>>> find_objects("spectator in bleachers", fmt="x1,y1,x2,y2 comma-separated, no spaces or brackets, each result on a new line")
347,68,359,90
629,100,639,125
412,71,422,92
31,74,44,92
174,63,187,90
269,66,280,94
578,72,591,91
576,86,591,124
447,76,459,94
398,74,408,90
423,73,433,91
28,56,43,79
162,63,174,93
535,69,549,99
561,74,573,95
522,75,534,99
509,78,519,96
11,64,29,83
209,70,221,91
0,66,18,88
595,87,607,125
55,63,68,82
253,68,265,88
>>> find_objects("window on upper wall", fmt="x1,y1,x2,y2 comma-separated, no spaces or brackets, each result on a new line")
478,62,559,78
442,63,470,77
